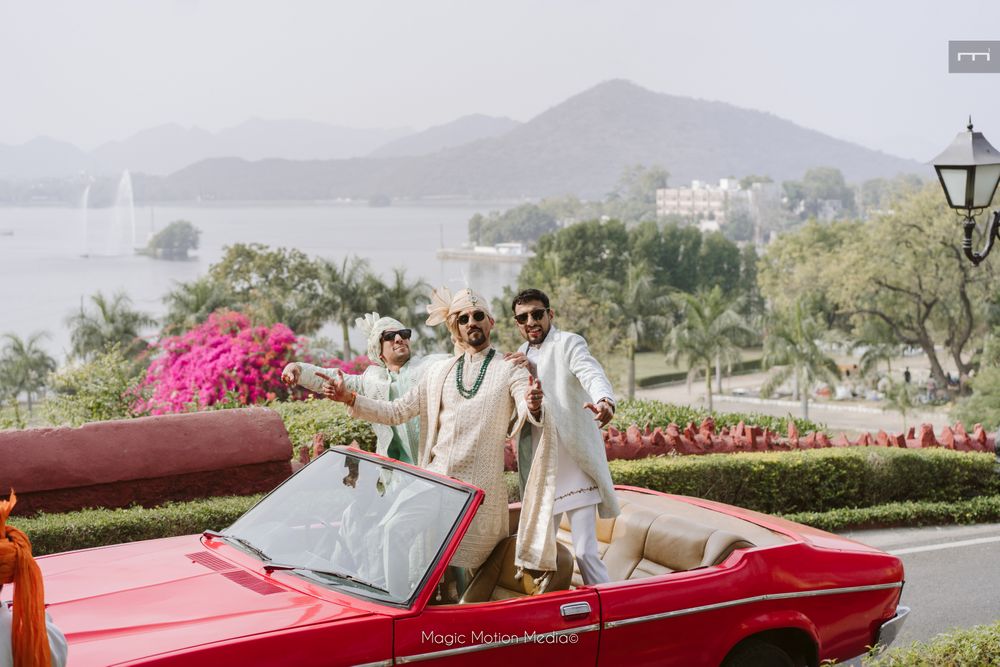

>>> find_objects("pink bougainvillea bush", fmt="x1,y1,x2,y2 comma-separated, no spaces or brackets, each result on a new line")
135,311,371,415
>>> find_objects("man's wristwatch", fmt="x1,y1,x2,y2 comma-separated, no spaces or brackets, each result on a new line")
598,398,615,414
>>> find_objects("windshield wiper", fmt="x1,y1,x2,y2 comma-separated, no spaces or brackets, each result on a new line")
202,530,271,562
263,562,390,594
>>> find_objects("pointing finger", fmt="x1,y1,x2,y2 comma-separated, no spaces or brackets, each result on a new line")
583,402,599,414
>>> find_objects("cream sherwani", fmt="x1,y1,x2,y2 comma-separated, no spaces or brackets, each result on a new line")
349,348,551,570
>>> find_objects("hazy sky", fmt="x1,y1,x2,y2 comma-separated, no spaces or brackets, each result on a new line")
4,0,1000,160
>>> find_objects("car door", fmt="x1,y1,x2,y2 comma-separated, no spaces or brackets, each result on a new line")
596,566,745,666
393,587,600,665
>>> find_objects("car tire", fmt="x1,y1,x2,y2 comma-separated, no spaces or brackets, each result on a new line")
721,639,796,667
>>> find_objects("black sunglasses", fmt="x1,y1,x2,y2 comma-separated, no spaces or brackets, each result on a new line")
514,308,548,325
457,311,487,326
380,329,412,342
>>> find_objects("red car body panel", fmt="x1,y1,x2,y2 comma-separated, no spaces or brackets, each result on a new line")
30,455,904,666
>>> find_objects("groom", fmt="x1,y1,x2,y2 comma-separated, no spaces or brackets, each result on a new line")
507,288,620,585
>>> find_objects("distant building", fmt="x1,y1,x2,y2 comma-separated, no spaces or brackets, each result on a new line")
657,179,781,243
656,179,738,224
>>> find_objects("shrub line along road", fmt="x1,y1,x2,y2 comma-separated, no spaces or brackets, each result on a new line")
839,522,1000,646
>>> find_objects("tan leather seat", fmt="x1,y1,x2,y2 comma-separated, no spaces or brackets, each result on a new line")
460,536,574,603
555,490,782,585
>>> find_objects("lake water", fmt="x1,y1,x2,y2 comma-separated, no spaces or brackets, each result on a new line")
0,202,522,359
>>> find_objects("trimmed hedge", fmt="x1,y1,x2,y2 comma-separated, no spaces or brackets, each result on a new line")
607,448,1000,514
782,495,1000,532
20,490,1000,558
269,398,825,461
609,398,824,436
13,448,1000,556
11,495,262,556
861,620,1000,666
268,397,376,452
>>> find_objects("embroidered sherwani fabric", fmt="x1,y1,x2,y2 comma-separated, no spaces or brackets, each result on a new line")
298,354,448,462
348,349,553,570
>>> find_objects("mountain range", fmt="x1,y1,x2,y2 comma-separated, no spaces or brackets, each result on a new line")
2,80,926,201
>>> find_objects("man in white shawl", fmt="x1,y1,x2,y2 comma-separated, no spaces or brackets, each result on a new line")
508,288,621,585
319,287,559,578
282,313,447,464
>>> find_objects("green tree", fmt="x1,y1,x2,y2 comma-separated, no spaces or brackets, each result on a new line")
147,220,200,259
0,331,56,414
761,304,841,420
757,218,858,323
952,366,1000,430
66,291,155,361
665,287,755,411
162,276,235,333
852,320,901,379
604,164,669,222
698,232,742,295
320,256,384,358
783,167,856,219
44,345,145,426
827,185,996,391
739,174,773,190
884,379,917,432
376,267,436,352
608,262,672,399
521,219,630,288
722,207,755,243
208,243,327,335
656,224,704,293
471,204,559,246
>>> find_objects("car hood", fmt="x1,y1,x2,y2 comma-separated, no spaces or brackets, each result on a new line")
35,535,376,665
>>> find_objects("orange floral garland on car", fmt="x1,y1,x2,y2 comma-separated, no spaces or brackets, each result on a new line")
0,490,51,667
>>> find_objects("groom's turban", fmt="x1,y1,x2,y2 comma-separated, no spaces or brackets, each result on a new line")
426,287,493,353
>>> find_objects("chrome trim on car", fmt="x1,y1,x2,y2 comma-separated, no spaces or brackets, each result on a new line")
603,581,904,629
354,661,393,667
396,623,601,663
876,605,910,648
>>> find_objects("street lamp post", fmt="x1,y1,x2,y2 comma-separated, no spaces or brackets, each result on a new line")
932,119,1000,266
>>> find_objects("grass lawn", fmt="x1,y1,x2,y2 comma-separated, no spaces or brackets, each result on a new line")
630,348,764,382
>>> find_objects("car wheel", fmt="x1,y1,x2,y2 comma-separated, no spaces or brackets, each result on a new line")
721,639,795,667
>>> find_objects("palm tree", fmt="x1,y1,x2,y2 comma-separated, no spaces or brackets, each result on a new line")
320,256,384,358
851,320,901,380
162,277,234,333
0,331,57,414
379,267,430,323
377,267,433,348
609,262,672,399
761,304,841,420
665,287,756,412
883,379,917,432
66,291,156,361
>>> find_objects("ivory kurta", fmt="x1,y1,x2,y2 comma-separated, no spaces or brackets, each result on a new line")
349,348,542,570
517,327,621,520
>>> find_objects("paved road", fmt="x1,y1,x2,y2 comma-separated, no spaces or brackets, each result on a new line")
636,373,951,435
839,522,1000,645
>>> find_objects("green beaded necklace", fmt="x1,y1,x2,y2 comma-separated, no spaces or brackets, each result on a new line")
455,348,496,399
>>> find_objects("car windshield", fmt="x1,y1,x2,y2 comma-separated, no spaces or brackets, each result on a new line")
225,448,475,606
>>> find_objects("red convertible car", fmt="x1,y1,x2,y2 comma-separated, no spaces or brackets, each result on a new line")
30,447,907,666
